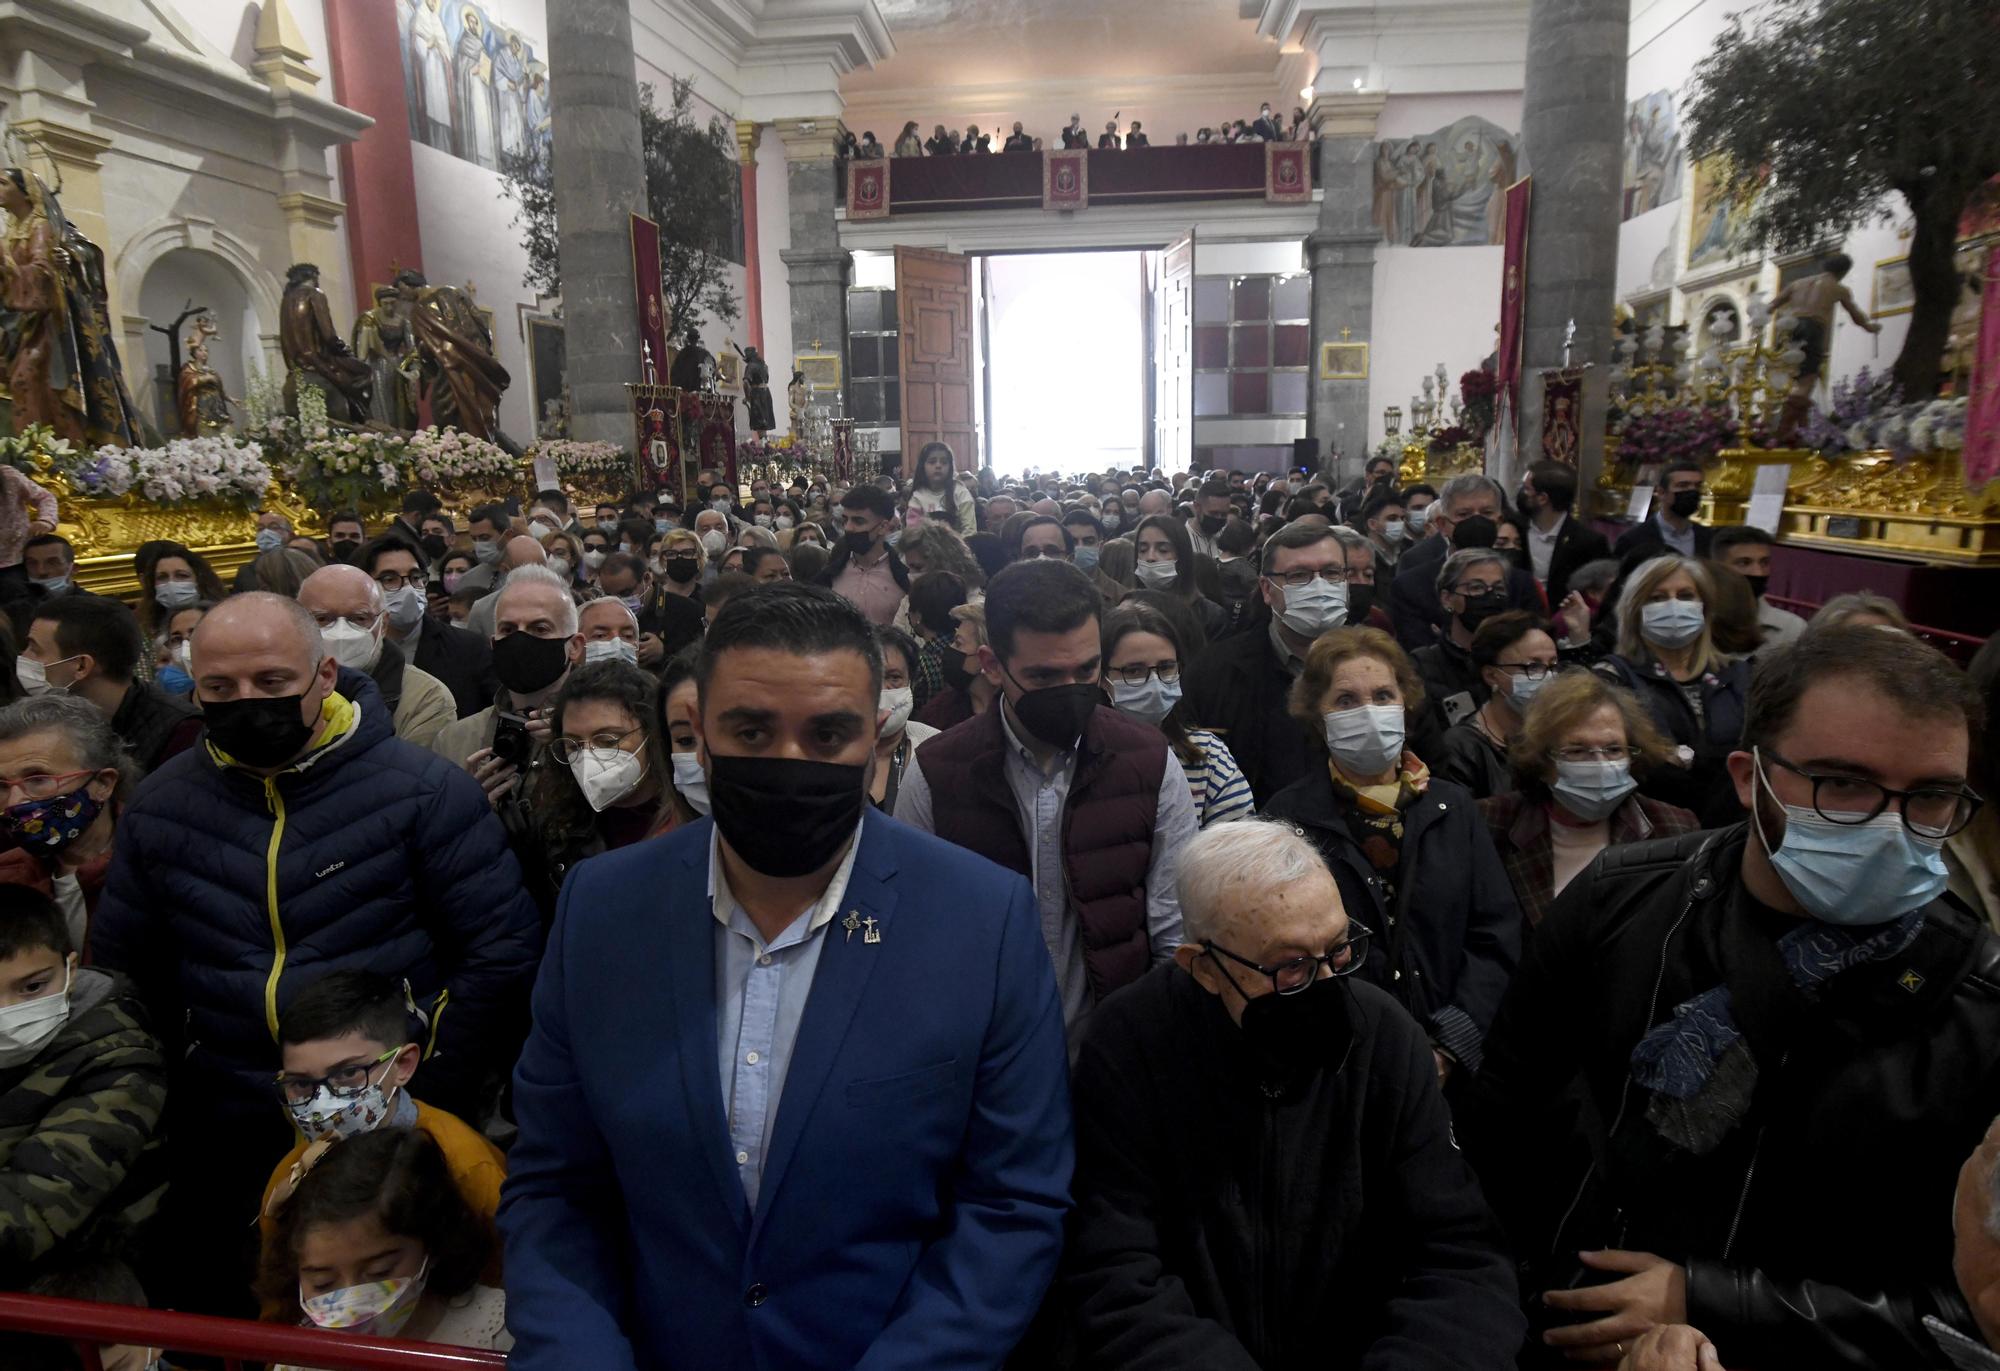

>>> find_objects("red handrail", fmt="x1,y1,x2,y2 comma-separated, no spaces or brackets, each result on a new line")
0,1292,507,1370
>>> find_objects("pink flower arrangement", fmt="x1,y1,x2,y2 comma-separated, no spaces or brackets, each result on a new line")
83,437,274,507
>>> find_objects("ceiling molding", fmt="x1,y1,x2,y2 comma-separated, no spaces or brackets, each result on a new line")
842,70,1289,121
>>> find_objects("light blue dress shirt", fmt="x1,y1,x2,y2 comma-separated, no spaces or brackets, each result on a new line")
710,817,864,1209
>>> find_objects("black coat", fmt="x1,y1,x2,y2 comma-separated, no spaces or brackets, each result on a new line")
1594,652,1751,826
408,615,497,719
1411,637,1486,733
1463,826,2000,1370
1432,721,1513,799
1263,767,1522,1070
1536,515,1612,607
1065,963,1524,1371
110,680,204,777
1387,537,1541,653
1613,514,1713,571
1181,626,1307,807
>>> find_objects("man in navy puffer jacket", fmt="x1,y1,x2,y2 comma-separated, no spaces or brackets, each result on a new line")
90,593,542,1312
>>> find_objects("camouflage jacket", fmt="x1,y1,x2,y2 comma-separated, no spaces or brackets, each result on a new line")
0,968,166,1280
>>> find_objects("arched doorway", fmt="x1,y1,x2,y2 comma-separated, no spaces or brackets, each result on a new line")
136,248,260,436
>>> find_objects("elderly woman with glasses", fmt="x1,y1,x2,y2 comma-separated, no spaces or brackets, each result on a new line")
1263,626,1522,1087
1476,670,1698,927
1433,611,1561,799
0,695,131,948
1063,818,1525,1370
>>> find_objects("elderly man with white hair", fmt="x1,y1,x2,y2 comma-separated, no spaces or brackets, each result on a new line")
298,562,456,750
1062,818,1523,1369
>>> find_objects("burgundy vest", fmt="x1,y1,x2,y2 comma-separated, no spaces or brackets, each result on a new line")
918,704,1166,1003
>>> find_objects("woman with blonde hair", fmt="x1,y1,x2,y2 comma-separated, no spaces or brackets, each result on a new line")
1476,670,1699,925
655,527,705,600
540,528,595,600
1809,590,1909,633
1264,625,1521,1084
1594,554,1751,823
898,521,984,590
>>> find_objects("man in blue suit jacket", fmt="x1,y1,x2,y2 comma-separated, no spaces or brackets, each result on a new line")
500,582,1073,1370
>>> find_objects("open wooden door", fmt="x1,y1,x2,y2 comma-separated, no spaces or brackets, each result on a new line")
896,246,975,476
1152,230,1194,474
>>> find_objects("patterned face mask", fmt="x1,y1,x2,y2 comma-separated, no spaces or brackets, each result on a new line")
299,1256,429,1336
285,1054,401,1143
1,781,103,856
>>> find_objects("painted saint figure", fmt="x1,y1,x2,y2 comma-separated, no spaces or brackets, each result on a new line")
453,6,498,169
493,29,530,162
407,0,454,151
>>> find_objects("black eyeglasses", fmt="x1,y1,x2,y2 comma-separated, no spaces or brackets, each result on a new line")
1761,749,1982,839
1496,661,1558,681
1107,662,1181,687
274,1047,401,1105
551,726,647,766
1203,923,1373,995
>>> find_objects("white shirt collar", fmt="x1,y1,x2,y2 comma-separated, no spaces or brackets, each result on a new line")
1528,512,1566,545
708,813,866,941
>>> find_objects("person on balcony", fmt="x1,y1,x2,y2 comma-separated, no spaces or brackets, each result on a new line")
1062,114,1089,149
893,121,922,157
926,124,956,156
1004,122,1034,153
1098,120,1122,150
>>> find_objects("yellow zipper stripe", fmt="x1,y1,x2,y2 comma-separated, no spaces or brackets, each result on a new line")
261,777,289,1041
424,990,450,1060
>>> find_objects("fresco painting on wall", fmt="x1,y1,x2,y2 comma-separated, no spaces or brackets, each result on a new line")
399,0,551,171
1370,117,1523,248
1686,156,1762,272
1622,91,1683,221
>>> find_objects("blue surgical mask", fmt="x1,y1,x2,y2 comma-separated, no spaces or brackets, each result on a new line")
31,576,69,595
155,580,200,610
472,538,502,566
584,638,639,668
1323,703,1405,777
1552,758,1637,821
1110,674,1181,725
1752,750,1948,926
655,518,671,536
1275,576,1347,638
1503,670,1548,712
1073,545,1101,574
1406,506,1430,534
254,528,285,553
1640,598,1705,649
156,663,195,695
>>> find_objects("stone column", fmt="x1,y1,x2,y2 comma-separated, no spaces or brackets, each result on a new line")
775,120,849,384
1306,93,1386,485
547,0,647,448
1515,0,1627,487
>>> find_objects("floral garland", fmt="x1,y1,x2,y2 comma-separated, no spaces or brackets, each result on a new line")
1458,368,1497,442
0,425,77,474
1802,369,1967,458
532,439,629,475
404,426,518,486
1616,405,1738,470
81,437,275,507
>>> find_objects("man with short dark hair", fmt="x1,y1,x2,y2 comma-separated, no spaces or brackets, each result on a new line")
8,533,83,636
26,596,203,772
325,512,366,564
359,535,496,717
1016,515,1075,564
1614,460,1712,568
1465,626,1998,1369
458,503,515,597
1711,525,1807,646
1182,520,1378,805
1361,489,1409,576
384,488,444,561
599,550,703,664
1518,459,1610,606
1387,474,1540,649
897,559,1193,1036
820,484,909,627
1188,479,1231,560
502,582,1072,1369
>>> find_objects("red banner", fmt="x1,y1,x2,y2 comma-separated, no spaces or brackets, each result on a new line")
1043,149,1088,212
1539,367,1585,467
1265,142,1310,204
630,213,668,379
1968,243,2000,490
846,158,890,220
1495,177,1531,397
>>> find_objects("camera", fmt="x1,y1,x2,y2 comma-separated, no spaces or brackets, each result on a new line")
491,713,534,769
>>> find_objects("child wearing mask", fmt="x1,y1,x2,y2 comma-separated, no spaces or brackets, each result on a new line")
257,970,504,1315
259,1127,510,1363
0,885,164,1289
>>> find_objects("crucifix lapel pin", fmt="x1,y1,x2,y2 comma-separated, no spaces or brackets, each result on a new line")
862,916,881,945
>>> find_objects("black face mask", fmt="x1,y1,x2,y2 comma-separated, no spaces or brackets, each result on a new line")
1450,515,1498,550
1199,513,1227,535
1745,574,1770,602
665,556,700,583
1007,679,1100,751
1457,588,1509,633
329,539,360,563
491,631,571,695
1215,962,1354,1082
1346,585,1376,624
203,692,318,770
841,530,878,557
420,534,448,561
1668,488,1703,519
941,650,977,694
707,753,867,878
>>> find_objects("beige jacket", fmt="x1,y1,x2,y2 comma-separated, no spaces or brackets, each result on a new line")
392,663,457,753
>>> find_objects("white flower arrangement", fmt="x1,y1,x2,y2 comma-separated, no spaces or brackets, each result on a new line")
533,439,629,475
404,427,518,486
83,437,274,507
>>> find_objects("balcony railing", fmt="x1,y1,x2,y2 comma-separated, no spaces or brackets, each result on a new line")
836,142,1319,217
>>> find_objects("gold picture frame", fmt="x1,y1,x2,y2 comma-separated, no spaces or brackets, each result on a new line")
715,350,743,395
1872,256,1915,318
794,352,843,392
1319,342,1369,380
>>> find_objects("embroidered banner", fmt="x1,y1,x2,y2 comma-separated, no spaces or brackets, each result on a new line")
1495,178,1531,398
1043,149,1088,212
846,158,890,221
1967,243,2000,490
629,214,668,377
1540,366,1586,467
1265,142,1311,204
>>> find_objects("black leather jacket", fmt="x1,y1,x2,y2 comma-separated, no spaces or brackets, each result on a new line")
1463,825,2000,1369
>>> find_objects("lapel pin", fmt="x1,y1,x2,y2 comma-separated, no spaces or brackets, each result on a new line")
842,910,862,943
863,916,882,945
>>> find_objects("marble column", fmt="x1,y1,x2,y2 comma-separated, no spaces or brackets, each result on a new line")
1306,93,1386,485
547,0,647,448
735,121,765,354
1515,0,1627,487
775,120,849,382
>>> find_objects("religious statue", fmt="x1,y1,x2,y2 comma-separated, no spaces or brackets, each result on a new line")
738,344,775,435
394,268,516,451
788,368,809,435
176,316,235,437
1768,252,1882,442
281,262,373,423
670,327,715,393
351,285,419,430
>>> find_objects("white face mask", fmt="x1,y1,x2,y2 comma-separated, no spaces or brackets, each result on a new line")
1380,519,1407,543
879,685,914,735
700,530,727,556
549,556,573,579
17,654,78,697
321,619,383,673
775,516,795,531
171,640,193,673
383,586,426,633
1641,598,1705,649
671,751,711,815
0,962,72,1068
584,638,639,667
571,745,648,812
1322,703,1406,777
1133,558,1178,589
583,549,607,571
1275,576,1348,638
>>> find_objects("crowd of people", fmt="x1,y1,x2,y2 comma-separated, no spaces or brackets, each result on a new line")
0,439,1991,1371
847,102,1313,159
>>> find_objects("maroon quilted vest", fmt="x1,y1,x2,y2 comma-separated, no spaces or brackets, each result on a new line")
918,703,1166,1003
